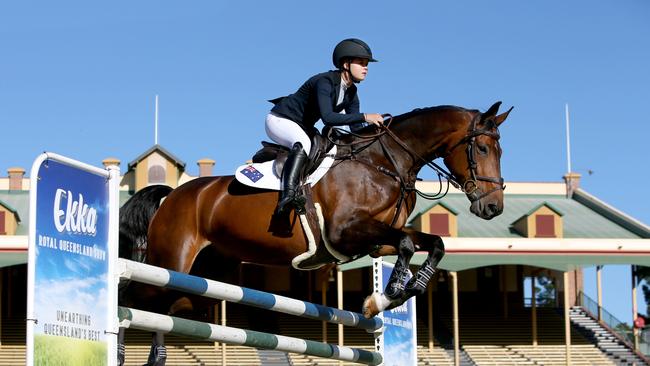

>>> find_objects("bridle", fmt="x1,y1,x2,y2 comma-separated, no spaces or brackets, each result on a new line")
443,113,505,202
374,112,505,203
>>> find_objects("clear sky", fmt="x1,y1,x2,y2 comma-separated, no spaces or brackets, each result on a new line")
1,1,649,325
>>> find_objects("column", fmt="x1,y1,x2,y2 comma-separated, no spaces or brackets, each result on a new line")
428,283,434,351
532,275,537,346
322,278,328,343
451,271,460,366
564,271,572,366
597,265,603,322
632,265,639,350
221,300,227,365
337,268,344,346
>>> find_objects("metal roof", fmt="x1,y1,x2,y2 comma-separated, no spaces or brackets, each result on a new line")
0,191,29,235
409,191,644,239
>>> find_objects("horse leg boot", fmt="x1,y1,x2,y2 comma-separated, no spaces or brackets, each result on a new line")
276,142,308,214
145,332,167,366
405,233,445,297
117,327,126,366
362,236,415,318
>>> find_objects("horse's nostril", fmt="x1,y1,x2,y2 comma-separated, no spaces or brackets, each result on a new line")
487,203,499,215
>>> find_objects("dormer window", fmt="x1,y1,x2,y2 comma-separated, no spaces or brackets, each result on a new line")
535,214,556,237
127,145,186,191
430,213,451,236
412,202,459,237
510,202,564,238
148,165,166,184
0,201,20,236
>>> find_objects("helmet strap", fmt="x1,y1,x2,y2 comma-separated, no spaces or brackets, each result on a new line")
342,60,362,84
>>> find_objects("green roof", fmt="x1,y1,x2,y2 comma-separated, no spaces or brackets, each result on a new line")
409,192,643,239
0,191,30,235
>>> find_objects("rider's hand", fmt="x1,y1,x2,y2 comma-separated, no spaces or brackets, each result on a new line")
364,113,384,127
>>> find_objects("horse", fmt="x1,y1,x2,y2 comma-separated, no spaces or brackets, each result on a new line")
118,101,512,366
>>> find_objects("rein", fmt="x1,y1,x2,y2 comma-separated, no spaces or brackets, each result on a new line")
328,111,505,204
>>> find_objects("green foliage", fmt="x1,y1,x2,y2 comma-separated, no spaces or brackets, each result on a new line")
535,276,556,306
33,335,107,366
634,266,650,316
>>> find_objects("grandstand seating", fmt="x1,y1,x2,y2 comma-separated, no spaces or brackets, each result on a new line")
2,305,648,365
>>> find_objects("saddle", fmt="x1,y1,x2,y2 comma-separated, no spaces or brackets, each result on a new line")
251,130,336,178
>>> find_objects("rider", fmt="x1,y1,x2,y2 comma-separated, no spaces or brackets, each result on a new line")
266,38,385,214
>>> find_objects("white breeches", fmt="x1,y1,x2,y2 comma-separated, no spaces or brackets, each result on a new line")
265,112,312,155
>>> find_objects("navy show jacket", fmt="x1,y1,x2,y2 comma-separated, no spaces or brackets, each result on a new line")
270,70,366,132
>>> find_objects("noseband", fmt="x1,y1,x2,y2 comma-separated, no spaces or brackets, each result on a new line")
446,113,505,202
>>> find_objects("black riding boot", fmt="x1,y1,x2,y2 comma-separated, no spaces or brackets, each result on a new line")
277,142,308,214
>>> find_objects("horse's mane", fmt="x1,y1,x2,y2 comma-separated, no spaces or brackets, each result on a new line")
329,105,480,142
391,105,477,124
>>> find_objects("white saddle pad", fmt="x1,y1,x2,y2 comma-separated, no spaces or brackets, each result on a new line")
235,146,337,190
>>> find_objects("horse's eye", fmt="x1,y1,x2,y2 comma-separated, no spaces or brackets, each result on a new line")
477,144,489,155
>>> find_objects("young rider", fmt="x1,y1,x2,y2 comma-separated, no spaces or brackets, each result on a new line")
266,38,384,213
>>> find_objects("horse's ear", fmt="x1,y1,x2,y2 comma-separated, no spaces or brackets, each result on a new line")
483,101,502,119
494,106,513,127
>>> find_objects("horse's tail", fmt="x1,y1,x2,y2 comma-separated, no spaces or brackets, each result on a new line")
119,184,173,263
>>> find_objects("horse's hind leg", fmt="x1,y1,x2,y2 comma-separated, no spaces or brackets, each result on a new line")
146,332,167,366
117,327,125,366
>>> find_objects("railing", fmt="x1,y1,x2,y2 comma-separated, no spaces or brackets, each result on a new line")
578,291,635,346
523,297,556,308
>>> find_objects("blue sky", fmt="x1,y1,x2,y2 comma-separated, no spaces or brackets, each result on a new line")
2,1,649,325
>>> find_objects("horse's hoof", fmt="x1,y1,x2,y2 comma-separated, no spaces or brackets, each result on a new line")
362,294,380,319
363,292,391,318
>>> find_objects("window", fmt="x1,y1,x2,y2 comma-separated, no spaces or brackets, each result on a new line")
535,214,555,237
429,213,450,236
0,211,5,235
148,165,166,184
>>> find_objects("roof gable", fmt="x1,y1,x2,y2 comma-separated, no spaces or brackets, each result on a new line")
0,199,20,222
128,144,186,171
525,202,564,217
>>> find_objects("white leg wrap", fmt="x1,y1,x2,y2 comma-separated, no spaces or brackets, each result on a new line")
373,292,393,313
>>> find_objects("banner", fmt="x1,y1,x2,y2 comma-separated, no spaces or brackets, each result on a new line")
373,257,418,366
27,154,119,366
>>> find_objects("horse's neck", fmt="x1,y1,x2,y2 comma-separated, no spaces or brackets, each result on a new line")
379,112,469,177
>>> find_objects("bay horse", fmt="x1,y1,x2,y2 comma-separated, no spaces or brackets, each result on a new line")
118,102,512,366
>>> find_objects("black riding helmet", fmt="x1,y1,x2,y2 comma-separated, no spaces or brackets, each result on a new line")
332,38,378,69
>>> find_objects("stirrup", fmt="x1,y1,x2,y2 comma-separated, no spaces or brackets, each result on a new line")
276,194,306,215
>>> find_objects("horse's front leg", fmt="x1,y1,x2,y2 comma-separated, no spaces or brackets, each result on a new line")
362,233,415,318
362,230,445,318
403,229,445,297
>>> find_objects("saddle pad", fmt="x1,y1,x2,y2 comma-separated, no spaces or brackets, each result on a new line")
235,145,337,190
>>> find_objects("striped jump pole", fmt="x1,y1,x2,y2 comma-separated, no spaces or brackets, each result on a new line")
118,258,382,332
118,306,382,365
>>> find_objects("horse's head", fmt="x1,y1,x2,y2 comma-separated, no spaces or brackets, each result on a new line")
443,101,512,220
